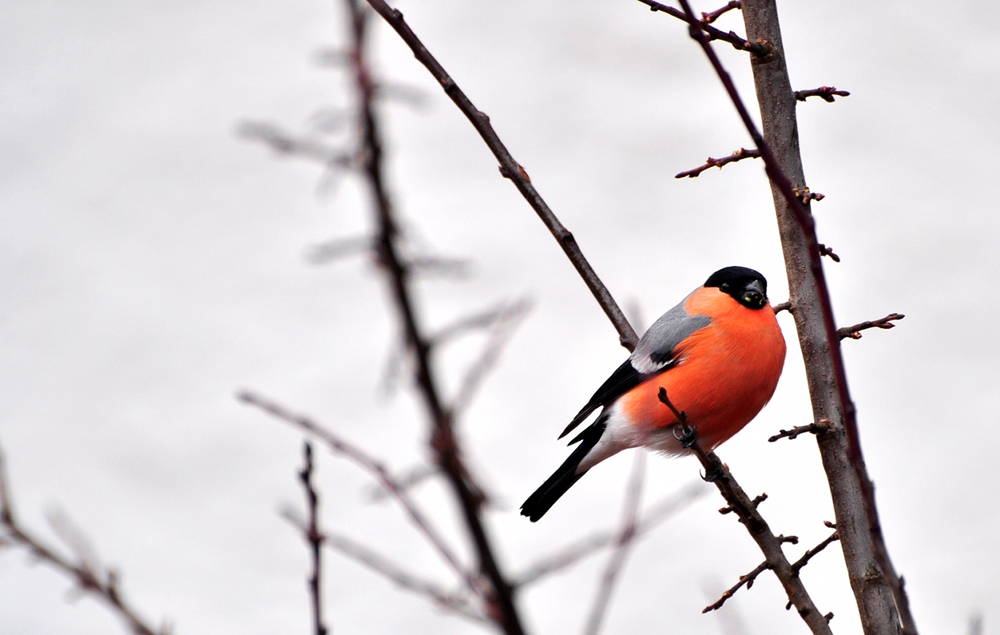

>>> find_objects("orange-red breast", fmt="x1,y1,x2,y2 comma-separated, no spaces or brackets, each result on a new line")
521,266,786,521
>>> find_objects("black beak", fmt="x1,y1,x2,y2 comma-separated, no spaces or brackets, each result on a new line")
743,279,766,308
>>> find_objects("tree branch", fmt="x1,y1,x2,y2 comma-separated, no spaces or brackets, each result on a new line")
671,0,916,631
0,445,164,635
636,0,769,56
702,560,769,613
837,313,905,340
794,86,850,102
295,442,329,635
361,0,637,352
674,147,760,179
658,388,833,635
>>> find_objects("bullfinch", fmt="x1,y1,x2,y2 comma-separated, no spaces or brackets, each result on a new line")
521,266,786,522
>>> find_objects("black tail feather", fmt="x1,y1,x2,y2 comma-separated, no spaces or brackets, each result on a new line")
521,418,607,522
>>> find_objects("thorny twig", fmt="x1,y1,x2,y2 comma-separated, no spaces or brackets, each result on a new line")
0,446,164,635
657,388,833,635
582,452,646,635
675,147,759,179
362,0,639,352
837,314,905,341
795,86,851,103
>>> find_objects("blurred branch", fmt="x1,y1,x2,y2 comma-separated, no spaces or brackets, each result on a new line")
452,298,532,414
238,391,480,596
0,445,164,635
339,1,528,631
658,388,833,635
513,480,707,587
837,313,905,341
364,463,438,502
362,0,638,352
239,121,355,169
281,509,485,623
582,452,645,635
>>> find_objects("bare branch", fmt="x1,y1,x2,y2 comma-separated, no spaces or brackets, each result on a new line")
817,243,840,262
238,391,480,597
675,147,759,179
582,452,645,635
238,121,355,168
281,507,485,623
294,442,329,635
0,445,164,635
513,481,707,587
701,0,741,24
307,236,374,265
791,531,840,575
636,0,769,56
703,560,770,613
794,86,851,103
364,463,438,502
837,313,905,341
451,298,532,413
362,0,638,352
772,301,792,314
657,387,833,635
769,420,832,443
674,0,917,629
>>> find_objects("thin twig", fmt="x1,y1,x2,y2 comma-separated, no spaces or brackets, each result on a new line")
238,391,480,597
657,388,833,634
295,442,329,635
701,0,741,24
362,0,638,352
636,0,768,56
0,446,163,635
582,452,646,635
513,481,706,587
837,314,905,341
675,147,759,178
794,86,851,102
772,301,792,314
451,298,532,414
791,531,840,575
703,560,770,612
768,420,831,443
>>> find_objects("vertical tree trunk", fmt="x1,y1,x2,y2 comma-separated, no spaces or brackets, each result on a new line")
739,2,904,633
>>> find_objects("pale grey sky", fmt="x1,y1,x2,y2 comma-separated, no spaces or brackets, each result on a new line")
2,1,998,634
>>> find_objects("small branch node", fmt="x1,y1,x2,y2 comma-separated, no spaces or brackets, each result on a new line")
718,505,734,515
751,493,768,508
772,301,792,314
817,243,840,262
778,534,800,544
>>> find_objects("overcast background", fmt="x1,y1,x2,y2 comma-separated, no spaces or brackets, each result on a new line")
2,0,999,634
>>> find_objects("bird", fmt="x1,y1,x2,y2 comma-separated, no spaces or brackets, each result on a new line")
520,266,786,522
